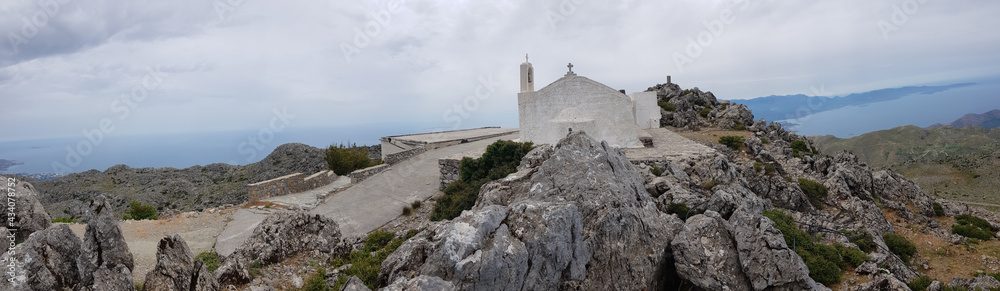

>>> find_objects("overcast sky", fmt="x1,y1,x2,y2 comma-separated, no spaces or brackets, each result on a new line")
1,0,998,142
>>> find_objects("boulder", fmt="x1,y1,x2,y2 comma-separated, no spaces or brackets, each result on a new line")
0,224,83,290
728,206,821,290
341,275,371,291
0,177,51,239
144,234,219,291
671,211,752,291
215,212,344,285
856,273,910,291
383,275,456,291
79,196,135,287
90,264,135,291
380,132,683,290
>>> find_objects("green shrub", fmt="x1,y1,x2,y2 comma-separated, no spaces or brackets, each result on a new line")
760,137,770,144
698,107,712,118
124,201,157,221
432,140,534,221
324,143,380,175
411,200,422,209
952,224,993,240
765,209,849,286
840,229,876,253
956,214,994,231
764,163,776,176
303,268,331,291
790,140,811,157
835,243,869,268
333,230,419,290
763,209,815,249
651,165,662,176
798,179,828,209
732,121,746,131
933,203,944,217
658,101,676,112
753,162,763,173
401,206,413,216
883,233,917,264
718,135,745,150
908,275,933,291
703,179,720,190
667,203,690,219
52,217,76,223
194,251,221,273
796,248,841,286
249,259,262,279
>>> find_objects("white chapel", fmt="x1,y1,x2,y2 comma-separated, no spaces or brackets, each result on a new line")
517,55,659,148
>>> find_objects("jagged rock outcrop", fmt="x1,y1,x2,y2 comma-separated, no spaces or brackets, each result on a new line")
380,132,684,290
79,196,135,287
646,83,754,130
342,276,373,291
671,211,753,290
855,273,910,291
947,276,1000,290
0,224,83,289
383,275,455,291
90,264,136,291
144,234,219,291
0,177,51,239
215,212,345,285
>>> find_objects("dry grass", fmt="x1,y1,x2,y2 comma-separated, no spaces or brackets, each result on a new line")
884,210,1000,282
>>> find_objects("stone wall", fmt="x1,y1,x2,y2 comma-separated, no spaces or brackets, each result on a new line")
348,164,389,183
438,158,461,190
246,170,337,201
384,147,426,165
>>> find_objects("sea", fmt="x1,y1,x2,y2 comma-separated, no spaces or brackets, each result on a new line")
774,77,1000,138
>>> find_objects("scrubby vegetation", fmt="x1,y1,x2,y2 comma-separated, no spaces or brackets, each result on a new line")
698,107,712,118
798,178,828,209
324,143,380,175
123,201,157,220
790,140,817,158
666,203,690,219
763,209,868,286
933,202,945,216
52,217,76,223
882,233,917,264
908,275,933,291
303,268,331,291
651,165,662,176
840,229,876,253
951,214,996,240
331,229,419,290
658,101,676,112
718,135,745,150
431,140,534,221
194,251,221,273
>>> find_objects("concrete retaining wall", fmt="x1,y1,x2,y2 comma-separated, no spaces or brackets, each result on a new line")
348,164,389,183
384,147,426,165
438,158,462,190
247,170,336,201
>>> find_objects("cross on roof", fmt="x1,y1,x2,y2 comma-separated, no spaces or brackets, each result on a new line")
567,63,574,73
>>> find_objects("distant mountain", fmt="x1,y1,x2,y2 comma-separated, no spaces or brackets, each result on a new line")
736,83,974,123
812,125,1000,205
32,143,328,219
0,159,22,173
926,109,1000,129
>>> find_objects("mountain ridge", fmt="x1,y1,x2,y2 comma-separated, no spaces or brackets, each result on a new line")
927,109,1000,130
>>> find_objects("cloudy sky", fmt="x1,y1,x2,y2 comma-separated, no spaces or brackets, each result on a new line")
2,0,998,142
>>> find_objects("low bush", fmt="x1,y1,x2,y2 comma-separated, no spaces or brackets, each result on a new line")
703,179,720,190
840,229,876,253
432,140,534,221
764,209,863,286
933,203,944,217
411,200,422,209
835,243,869,268
883,233,917,264
666,203,690,219
760,137,770,144
956,214,994,231
698,107,712,118
651,165,662,176
796,247,841,286
401,206,413,216
952,224,993,240
332,229,419,290
324,143,380,175
302,268,331,291
908,275,933,291
124,201,157,221
52,217,76,223
732,121,746,131
798,178,828,209
753,162,763,173
764,163,776,176
790,140,814,158
718,135,745,150
658,101,676,112
194,251,221,273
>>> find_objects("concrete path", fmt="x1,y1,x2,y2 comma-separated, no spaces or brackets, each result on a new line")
263,176,352,208
310,133,520,238
215,208,275,257
624,128,716,160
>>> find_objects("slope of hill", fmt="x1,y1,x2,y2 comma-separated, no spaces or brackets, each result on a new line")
813,125,1000,206
737,83,973,123
927,109,1000,129
27,142,328,219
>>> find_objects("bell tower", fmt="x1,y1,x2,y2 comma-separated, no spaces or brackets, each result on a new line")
520,54,534,93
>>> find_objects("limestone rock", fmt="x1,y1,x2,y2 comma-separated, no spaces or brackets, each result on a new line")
144,234,219,291
79,195,135,287
671,211,752,291
0,177,51,239
215,212,344,285
948,275,1000,290
383,275,456,291
0,224,83,290
341,275,371,291
728,206,821,290
91,264,135,291
855,273,910,291
380,132,683,290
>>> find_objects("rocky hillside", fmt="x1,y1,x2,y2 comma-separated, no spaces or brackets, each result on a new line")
928,109,1000,130
29,142,327,219
813,125,1000,206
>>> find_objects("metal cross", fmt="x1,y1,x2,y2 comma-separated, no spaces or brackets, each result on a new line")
567,63,574,73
